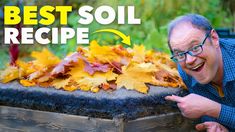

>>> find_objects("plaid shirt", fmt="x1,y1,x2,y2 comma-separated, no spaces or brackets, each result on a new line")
177,38,235,130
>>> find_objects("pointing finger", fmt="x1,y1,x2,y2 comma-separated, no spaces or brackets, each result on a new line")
195,123,207,131
165,95,183,103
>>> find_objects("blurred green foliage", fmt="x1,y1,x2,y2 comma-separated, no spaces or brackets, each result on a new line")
0,48,10,69
0,0,234,69
49,0,234,55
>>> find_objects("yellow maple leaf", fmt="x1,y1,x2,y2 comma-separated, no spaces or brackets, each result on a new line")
116,62,157,94
16,60,37,77
52,58,118,92
20,79,36,87
155,61,179,76
89,40,120,63
77,46,89,56
52,78,79,91
151,52,180,77
0,65,19,83
31,48,61,68
152,52,177,69
68,60,90,80
95,70,118,81
63,85,78,92
112,45,132,57
52,78,71,89
132,45,146,63
90,87,100,93
77,77,106,91
75,69,118,92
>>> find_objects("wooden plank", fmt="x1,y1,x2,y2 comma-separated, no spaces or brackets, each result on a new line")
0,106,123,132
0,106,195,131
124,112,196,132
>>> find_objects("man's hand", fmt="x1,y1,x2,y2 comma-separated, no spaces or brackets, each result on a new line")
196,122,228,132
165,93,221,119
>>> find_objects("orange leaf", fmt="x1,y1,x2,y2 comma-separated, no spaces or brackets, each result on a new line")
20,79,36,87
63,85,78,92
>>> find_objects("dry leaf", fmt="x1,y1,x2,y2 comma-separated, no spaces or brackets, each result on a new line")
116,62,157,94
52,78,71,89
16,60,37,77
132,45,145,63
1,41,186,93
31,48,61,68
76,70,118,92
63,85,78,92
20,79,36,87
84,62,109,75
51,52,81,76
89,40,120,63
0,65,19,83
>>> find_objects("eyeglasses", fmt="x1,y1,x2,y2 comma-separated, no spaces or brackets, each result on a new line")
170,32,210,63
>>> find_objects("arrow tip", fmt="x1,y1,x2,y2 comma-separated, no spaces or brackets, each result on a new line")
122,36,131,45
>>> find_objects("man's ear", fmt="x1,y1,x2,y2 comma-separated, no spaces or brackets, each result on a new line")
210,29,220,48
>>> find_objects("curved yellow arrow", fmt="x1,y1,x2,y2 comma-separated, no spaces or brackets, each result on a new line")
93,29,131,45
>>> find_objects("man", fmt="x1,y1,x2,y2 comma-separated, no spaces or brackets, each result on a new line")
165,13,235,131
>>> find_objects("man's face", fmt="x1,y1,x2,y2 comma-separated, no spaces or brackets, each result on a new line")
169,22,220,84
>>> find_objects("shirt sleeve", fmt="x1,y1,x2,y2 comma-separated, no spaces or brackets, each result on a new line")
218,104,235,129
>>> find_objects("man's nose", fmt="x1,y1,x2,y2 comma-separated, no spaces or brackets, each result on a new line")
185,53,196,64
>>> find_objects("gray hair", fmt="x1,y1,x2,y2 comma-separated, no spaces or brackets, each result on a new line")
167,14,213,52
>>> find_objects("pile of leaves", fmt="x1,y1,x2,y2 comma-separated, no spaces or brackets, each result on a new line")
0,41,186,94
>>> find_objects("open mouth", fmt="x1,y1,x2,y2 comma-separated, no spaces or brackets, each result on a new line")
190,63,205,72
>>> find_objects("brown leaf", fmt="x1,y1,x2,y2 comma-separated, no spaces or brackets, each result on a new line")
51,52,82,76
84,62,109,75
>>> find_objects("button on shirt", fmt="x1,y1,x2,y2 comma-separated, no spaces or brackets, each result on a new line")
177,38,235,130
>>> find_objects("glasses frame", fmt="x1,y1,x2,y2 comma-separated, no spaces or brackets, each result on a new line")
170,32,211,63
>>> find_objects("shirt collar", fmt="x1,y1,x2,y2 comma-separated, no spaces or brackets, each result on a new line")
191,77,198,87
